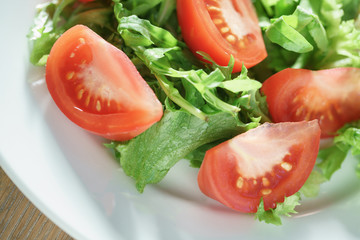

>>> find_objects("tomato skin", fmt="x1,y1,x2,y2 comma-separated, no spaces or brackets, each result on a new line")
78,0,94,3
262,68,360,138
198,121,320,213
46,25,163,141
177,0,267,72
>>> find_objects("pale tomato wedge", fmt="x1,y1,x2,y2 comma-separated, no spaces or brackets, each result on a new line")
198,121,321,213
46,25,163,141
262,68,360,138
177,0,267,72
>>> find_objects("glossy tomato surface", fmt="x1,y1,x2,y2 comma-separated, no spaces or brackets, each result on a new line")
262,68,360,138
198,121,321,213
46,25,163,141
177,0,267,72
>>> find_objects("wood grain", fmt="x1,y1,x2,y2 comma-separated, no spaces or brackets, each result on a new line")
0,168,74,240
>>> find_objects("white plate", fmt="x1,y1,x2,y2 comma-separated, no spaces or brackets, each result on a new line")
1,1,360,240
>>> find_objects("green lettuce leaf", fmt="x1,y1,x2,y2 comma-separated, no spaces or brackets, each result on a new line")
316,120,360,182
112,110,243,193
255,193,301,225
299,170,327,197
334,121,360,177
317,145,348,180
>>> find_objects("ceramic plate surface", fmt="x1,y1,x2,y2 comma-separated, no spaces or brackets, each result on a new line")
1,1,360,240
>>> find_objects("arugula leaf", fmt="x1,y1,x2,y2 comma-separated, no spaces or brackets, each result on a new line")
113,110,243,193
117,15,178,48
255,193,301,225
219,65,263,93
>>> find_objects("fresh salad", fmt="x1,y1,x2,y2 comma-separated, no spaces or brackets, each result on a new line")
28,0,360,225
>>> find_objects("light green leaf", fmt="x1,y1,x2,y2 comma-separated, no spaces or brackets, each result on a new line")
300,170,327,198
266,16,314,53
265,6,328,53
219,79,262,93
255,193,301,225
117,15,178,48
317,145,348,180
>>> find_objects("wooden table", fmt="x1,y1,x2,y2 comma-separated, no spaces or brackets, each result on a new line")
0,168,74,240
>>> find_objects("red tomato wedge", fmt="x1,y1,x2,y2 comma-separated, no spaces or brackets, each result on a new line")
177,0,267,72
198,121,321,213
262,68,360,138
46,25,163,141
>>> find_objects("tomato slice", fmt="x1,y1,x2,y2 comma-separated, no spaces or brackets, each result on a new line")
177,0,267,72
262,68,360,138
197,121,320,213
46,25,163,141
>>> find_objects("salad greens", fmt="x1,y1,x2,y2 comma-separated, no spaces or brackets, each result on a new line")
111,110,243,193
28,0,360,225
253,0,360,78
255,193,301,226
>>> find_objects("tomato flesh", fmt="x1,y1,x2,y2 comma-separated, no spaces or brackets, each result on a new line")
262,68,360,138
177,0,267,72
198,121,321,213
46,25,163,141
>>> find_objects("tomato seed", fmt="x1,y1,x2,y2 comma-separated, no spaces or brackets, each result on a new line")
79,38,86,44
261,189,272,196
207,5,221,13
96,100,101,112
238,40,245,49
66,71,75,80
77,89,84,100
262,177,270,187
236,177,244,188
226,34,236,44
280,162,293,172
85,95,91,107
213,18,223,25
220,27,230,34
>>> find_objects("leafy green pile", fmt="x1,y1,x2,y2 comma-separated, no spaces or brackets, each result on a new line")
28,0,360,225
